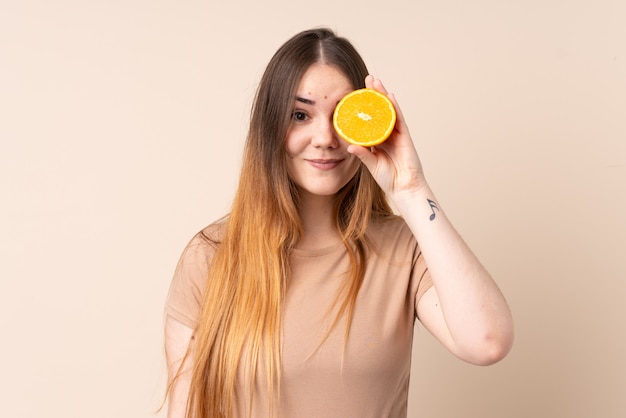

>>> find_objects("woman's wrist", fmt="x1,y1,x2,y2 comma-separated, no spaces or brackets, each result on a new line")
389,179,450,229
388,174,431,208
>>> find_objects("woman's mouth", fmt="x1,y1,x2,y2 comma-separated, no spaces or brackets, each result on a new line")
306,158,344,170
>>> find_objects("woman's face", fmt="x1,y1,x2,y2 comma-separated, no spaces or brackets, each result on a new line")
285,63,360,199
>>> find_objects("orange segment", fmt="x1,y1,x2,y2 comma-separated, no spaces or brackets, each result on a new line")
333,88,396,147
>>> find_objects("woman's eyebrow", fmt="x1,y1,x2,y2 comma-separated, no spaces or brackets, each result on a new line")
295,96,315,105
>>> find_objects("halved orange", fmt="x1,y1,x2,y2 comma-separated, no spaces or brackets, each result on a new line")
333,88,396,147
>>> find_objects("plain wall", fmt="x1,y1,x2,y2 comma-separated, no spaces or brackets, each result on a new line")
1,1,624,417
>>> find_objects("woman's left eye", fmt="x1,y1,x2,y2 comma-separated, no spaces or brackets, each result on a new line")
292,111,308,122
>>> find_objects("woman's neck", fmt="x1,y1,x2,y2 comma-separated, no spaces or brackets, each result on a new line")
296,192,341,250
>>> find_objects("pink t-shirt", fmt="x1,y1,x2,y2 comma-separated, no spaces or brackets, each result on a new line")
166,216,433,417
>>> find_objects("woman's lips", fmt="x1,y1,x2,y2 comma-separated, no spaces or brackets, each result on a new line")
306,158,344,170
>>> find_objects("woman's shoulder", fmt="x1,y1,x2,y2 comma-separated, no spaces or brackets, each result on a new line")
196,219,226,245
179,219,227,264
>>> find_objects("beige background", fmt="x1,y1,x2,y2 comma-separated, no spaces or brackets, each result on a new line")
1,1,624,417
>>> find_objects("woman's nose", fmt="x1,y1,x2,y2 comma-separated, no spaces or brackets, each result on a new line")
311,118,340,148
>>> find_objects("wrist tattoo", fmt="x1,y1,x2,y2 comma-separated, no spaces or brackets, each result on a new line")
427,198,439,221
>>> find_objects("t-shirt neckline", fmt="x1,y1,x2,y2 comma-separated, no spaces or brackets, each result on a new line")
291,241,344,257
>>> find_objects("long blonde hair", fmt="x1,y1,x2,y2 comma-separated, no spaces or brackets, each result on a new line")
178,28,394,417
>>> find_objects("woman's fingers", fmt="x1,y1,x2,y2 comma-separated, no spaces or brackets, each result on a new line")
366,75,389,95
347,144,377,170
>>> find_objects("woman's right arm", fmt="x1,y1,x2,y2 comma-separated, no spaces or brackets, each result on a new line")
164,228,219,416
165,316,194,418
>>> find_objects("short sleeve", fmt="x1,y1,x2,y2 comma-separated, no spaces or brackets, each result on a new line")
165,229,219,329
413,248,434,316
413,251,433,306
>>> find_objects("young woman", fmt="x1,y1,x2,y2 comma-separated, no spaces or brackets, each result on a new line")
164,28,513,418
